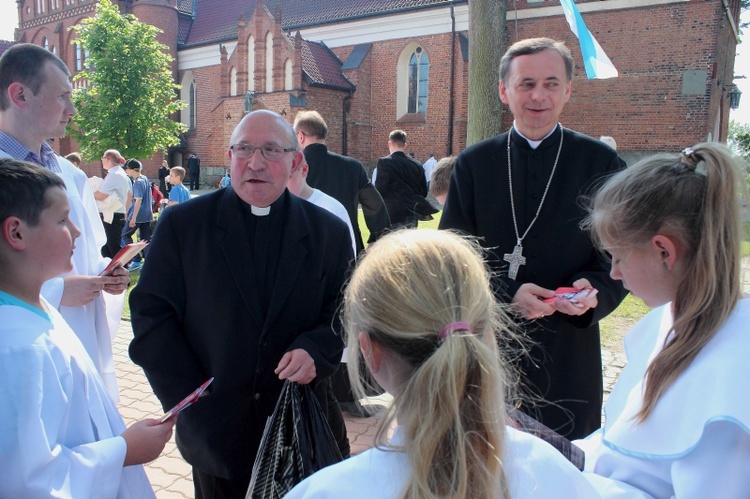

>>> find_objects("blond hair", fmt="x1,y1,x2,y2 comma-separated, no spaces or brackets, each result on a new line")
170,166,186,180
293,110,328,140
344,229,515,499
584,142,743,422
429,156,457,198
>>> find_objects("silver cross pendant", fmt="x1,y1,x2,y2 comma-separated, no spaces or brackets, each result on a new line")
503,240,526,280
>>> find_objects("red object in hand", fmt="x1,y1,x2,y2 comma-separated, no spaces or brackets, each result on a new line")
543,287,595,304
160,377,214,423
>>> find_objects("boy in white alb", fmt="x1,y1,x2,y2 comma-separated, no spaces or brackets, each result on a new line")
0,159,175,498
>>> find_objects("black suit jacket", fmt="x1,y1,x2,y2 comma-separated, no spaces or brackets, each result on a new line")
439,126,628,438
187,155,200,172
375,151,436,225
304,143,390,253
129,188,352,478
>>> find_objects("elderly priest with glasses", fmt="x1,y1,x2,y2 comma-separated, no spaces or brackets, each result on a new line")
129,110,354,499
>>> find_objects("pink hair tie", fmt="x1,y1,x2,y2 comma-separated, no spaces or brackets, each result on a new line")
439,321,472,341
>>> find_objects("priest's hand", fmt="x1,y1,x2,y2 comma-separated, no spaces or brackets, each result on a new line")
512,283,556,320
549,279,599,316
102,266,130,295
275,349,316,384
122,417,176,466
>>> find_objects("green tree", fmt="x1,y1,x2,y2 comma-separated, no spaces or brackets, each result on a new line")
466,0,506,146
69,0,185,159
727,120,750,192
728,120,750,160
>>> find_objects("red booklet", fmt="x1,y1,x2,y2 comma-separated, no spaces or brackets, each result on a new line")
99,241,148,276
160,377,214,423
542,287,596,304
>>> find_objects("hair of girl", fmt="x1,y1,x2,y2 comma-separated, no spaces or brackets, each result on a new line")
343,229,519,499
583,142,744,422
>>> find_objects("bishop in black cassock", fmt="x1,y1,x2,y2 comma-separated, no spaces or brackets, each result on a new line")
440,124,627,438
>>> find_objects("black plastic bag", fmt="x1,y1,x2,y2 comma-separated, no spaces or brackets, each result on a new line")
246,380,343,498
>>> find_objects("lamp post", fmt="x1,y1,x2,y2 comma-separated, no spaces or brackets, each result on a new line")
728,84,742,110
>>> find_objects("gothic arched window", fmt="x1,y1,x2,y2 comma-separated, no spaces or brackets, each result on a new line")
265,32,274,93
396,43,429,118
408,47,429,114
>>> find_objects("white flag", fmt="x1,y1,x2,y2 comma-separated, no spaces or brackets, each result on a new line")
559,0,618,79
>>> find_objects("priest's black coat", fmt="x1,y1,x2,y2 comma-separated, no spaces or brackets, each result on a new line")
440,126,628,439
129,188,352,478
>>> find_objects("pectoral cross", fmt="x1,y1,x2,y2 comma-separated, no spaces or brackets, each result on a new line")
503,240,526,280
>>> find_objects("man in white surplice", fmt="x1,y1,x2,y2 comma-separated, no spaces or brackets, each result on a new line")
0,43,130,400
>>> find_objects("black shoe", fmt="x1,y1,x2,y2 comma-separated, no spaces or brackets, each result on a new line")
339,401,381,418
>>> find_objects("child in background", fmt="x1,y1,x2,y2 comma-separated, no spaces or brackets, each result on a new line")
429,156,456,206
577,143,750,496
167,166,190,206
65,151,83,167
0,159,175,497
219,168,231,188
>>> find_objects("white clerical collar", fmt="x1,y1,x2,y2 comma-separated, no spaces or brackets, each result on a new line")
251,205,271,216
512,122,558,150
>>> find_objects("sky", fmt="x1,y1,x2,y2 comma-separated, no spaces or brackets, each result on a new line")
0,5,749,124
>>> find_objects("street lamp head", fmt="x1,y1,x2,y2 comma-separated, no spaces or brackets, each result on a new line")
728,84,742,110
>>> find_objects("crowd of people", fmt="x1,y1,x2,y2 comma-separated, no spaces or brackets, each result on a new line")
0,36,748,499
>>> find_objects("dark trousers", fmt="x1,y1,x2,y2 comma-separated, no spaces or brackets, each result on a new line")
313,378,350,459
121,220,152,262
101,213,125,259
193,468,252,499
189,169,200,190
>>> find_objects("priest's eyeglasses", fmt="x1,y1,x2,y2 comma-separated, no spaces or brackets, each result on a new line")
230,143,296,160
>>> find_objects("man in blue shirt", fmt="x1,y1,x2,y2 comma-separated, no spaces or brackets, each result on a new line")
122,159,153,270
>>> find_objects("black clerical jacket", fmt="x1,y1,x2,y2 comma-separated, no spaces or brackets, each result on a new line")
304,143,390,253
129,188,352,478
440,126,628,439
375,151,437,225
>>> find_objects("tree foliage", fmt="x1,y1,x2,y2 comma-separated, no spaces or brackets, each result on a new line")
467,0,506,146
728,120,750,159
69,0,185,159
727,120,750,191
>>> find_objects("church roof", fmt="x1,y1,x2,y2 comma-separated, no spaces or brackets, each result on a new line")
181,0,461,48
300,40,355,91
0,40,16,57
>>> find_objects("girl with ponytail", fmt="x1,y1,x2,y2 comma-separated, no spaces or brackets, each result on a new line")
287,229,598,498
578,143,750,497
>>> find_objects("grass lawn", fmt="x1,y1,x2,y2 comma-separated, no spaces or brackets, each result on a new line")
122,272,139,319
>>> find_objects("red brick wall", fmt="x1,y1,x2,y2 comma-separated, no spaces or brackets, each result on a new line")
499,1,732,153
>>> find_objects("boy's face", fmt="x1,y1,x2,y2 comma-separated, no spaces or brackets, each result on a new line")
26,187,80,279
169,172,181,184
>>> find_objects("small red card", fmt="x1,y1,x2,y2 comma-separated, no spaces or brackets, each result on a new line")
543,287,596,304
99,241,148,276
159,377,214,423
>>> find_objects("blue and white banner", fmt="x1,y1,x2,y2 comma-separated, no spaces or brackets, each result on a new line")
559,0,618,79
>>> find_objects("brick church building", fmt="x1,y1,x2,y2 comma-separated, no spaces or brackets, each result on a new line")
9,0,743,184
